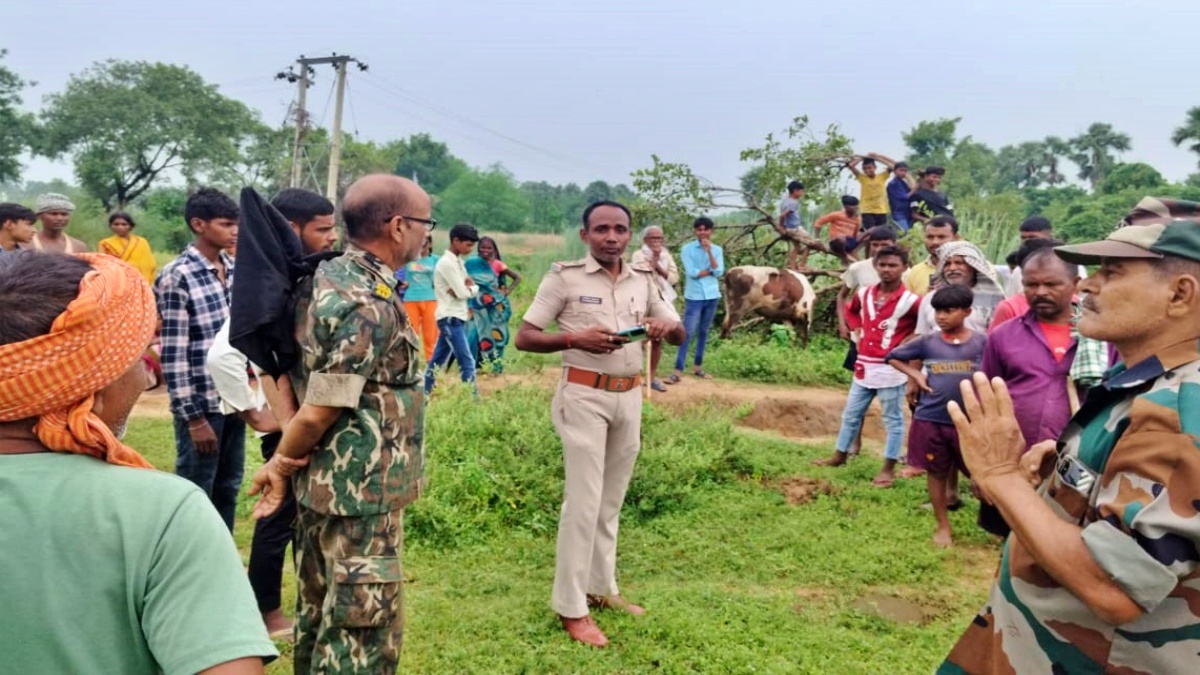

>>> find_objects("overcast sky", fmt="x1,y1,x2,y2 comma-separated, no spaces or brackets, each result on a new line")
7,0,1200,191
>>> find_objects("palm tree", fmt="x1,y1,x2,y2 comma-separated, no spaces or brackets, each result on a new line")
1069,123,1132,189
1172,106,1200,169
1040,136,1070,185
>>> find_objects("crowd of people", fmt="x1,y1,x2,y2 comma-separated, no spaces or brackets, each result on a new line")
4,166,1200,673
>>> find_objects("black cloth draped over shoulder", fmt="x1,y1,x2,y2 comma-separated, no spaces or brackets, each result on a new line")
229,187,340,379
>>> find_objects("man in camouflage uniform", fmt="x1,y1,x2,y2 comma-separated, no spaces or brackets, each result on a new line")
940,197,1200,674
251,174,430,674
515,200,685,648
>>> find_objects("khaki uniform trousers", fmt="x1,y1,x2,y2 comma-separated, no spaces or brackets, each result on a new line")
550,378,643,618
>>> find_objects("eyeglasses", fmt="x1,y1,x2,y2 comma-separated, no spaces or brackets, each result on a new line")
394,215,437,231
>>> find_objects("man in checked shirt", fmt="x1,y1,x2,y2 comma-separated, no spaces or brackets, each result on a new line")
155,187,244,531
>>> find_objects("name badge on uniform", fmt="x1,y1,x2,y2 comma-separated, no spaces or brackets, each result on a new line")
579,296,603,305
373,282,394,300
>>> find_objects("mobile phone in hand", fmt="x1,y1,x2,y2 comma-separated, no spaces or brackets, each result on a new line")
614,325,648,342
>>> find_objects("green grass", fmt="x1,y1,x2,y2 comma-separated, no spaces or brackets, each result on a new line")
667,334,852,387
125,383,996,674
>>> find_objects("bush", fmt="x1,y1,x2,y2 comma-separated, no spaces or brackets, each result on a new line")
677,333,851,387
407,383,779,549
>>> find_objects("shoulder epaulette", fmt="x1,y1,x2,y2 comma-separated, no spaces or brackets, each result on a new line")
630,262,655,274
549,259,587,273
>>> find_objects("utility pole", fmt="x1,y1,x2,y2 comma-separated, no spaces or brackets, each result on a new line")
325,58,349,201
289,70,309,188
277,61,313,189
278,54,368,195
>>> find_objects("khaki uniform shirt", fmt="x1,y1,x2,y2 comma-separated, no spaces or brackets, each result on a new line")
290,244,425,517
523,254,681,378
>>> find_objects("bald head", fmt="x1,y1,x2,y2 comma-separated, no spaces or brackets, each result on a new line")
342,174,431,242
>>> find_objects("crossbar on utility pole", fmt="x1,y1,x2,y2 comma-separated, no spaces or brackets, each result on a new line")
281,53,368,195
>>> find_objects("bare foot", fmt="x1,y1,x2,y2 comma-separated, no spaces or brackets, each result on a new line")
813,452,848,467
872,472,895,488
932,527,953,549
263,609,294,641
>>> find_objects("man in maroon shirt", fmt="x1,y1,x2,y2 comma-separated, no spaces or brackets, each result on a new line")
978,246,1081,536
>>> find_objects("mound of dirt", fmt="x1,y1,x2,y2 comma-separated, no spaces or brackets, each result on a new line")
739,396,888,442
776,476,835,505
849,593,939,625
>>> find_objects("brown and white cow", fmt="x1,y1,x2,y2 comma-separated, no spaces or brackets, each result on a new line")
721,266,816,346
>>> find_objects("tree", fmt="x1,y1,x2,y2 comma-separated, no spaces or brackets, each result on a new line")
520,180,567,229
0,50,33,184
216,125,293,194
583,180,612,204
1068,123,1132,190
611,183,636,203
943,137,998,197
995,138,1070,191
1098,162,1165,196
902,117,961,167
634,116,852,266
901,118,1001,198
393,133,467,195
287,128,408,198
1172,106,1200,170
38,60,266,209
437,165,531,233
557,183,586,225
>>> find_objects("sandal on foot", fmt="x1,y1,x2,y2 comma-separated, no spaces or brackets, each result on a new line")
664,374,681,385
651,379,668,393
692,370,713,379
872,475,896,488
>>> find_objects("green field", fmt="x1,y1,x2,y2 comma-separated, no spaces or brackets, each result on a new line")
126,376,998,674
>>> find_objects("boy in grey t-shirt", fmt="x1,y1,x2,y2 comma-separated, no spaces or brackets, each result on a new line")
885,285,986,548
778,181,805,269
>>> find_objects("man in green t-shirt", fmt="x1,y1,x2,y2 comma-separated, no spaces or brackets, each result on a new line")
0,251,276,675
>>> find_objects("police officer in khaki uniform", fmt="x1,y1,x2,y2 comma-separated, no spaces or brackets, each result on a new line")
516,200,685,648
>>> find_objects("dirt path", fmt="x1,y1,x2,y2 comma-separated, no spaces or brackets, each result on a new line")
480,369,890,444
134,370,884,444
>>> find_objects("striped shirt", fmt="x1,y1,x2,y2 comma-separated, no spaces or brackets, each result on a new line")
155,245,235,421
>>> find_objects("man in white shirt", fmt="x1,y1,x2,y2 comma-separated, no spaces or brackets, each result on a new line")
204,187,336,642
424,222,481,394
206,324,297,640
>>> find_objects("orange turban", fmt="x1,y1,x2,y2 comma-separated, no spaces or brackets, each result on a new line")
0,254,158,468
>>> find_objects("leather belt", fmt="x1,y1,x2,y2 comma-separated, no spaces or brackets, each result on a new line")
564,367,641,393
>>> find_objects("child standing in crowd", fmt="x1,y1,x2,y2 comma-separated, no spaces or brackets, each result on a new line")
778,180,806,269
814,246,920,487
403,234,440,363
885,285,986,548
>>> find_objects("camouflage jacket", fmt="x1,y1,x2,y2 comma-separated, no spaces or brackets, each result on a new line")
290,244,425,517
941,338,1200,674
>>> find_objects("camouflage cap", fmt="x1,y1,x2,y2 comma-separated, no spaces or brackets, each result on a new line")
1056,197,1200,265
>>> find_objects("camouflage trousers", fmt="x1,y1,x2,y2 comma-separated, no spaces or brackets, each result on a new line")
294,505,404,675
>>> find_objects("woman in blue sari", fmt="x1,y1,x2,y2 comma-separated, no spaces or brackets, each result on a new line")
465,249,513,373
